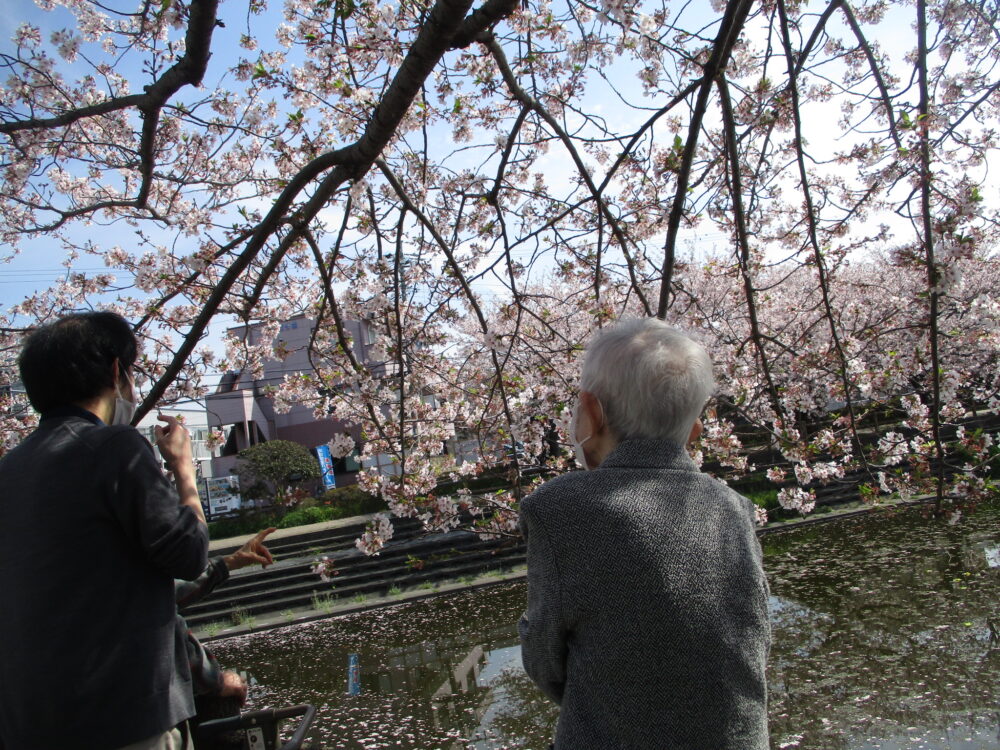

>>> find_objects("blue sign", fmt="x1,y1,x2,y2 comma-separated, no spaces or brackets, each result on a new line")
315,444,336,490
347,653,361,695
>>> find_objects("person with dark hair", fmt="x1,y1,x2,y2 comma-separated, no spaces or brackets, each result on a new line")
0,311,210,750
16,310,139,416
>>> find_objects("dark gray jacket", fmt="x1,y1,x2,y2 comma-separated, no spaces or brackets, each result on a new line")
0,408,209,750
176,556,230,696
519,439,770,749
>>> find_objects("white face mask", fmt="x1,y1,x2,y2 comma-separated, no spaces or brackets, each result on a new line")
569,403,592,470
111,368,137,426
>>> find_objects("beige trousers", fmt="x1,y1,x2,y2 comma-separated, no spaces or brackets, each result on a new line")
113,723,192,750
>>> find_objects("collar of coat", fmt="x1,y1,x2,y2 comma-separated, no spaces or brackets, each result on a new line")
598,438,699,471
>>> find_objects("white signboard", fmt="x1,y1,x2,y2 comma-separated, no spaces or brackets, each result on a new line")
204,475,242,517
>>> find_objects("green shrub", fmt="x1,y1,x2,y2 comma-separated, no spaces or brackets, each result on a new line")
208,485,389,535
435,470,512,496
319,486,386,517
320,485,370,505
238,440,321,502
207,510,283,539
743,487,779,510
278,505,330,529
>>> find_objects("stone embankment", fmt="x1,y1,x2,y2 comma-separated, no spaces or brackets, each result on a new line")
189,495,934,642
191,410,999,641
186,515,525,641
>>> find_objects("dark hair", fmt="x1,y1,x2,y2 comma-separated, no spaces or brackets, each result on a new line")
18,312,138,414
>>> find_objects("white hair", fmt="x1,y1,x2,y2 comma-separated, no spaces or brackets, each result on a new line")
579,318,715,444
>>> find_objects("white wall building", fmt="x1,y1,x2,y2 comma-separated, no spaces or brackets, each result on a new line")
136,402,216,481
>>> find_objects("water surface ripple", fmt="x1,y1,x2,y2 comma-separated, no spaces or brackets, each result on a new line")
212,502,1000,749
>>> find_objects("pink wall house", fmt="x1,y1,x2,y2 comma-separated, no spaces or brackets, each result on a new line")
206,315,381,487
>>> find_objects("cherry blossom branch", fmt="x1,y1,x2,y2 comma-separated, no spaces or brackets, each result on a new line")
9,198,170,234
486,106,529,206
375,159,526,491
393,210,408,479
1,0,221,232
474,83,699,290
656,0,754,318
839,1,903,151
449,0,522,49
137,0,516,420
776,0,874,479
933,79,1000,147
134,162,352,420
483,33,652,316
916,0,946,511
130,232,254,331
0,0,219,136
306,201,351,372
717,75,786,425
303,228,393,450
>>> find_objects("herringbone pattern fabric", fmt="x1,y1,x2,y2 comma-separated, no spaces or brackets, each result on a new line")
519,439,770,749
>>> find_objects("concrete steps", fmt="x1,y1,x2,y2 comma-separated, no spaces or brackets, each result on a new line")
187,410,1000,636
209,515,426,561
183,518,525,631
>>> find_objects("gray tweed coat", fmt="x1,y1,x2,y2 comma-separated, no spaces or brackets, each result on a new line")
518,439,770,749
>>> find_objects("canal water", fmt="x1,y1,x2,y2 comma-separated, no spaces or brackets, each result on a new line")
212,502,1000,749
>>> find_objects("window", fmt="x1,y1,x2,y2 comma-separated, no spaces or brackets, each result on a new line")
333,448,362,474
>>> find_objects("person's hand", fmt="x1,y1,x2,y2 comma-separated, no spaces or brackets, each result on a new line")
219,670,248,705
224,527,277,571
153,414,193,472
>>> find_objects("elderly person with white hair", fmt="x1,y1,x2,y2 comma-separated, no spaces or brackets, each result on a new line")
518,317,770,750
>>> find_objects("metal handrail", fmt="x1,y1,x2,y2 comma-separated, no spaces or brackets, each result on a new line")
195,703,317,750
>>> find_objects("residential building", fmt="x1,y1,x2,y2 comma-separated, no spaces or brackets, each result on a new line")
205,315,381,486
136,403,215,481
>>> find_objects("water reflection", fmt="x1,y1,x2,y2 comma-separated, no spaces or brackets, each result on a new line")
212,503,1000,749
762,505,1000,750
346,654,361,696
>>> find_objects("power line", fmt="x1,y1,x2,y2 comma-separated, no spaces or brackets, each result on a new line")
0,268,135,275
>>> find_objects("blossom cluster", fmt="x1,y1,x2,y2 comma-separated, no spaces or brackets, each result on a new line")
355,514,395,556
1,0,998,549
310,556,339,582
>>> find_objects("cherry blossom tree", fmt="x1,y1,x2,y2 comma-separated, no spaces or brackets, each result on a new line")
2,0,999,546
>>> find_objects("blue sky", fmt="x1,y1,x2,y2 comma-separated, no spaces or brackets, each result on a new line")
0,0,734,312
2,0,993,326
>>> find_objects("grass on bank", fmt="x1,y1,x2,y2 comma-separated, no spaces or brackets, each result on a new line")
311,592,338,614
207,485,388,538
206,466,545,538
